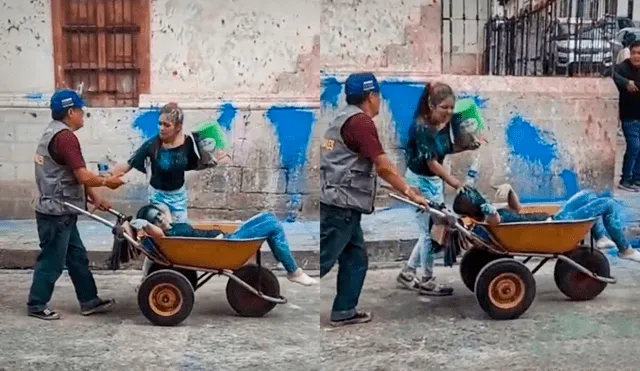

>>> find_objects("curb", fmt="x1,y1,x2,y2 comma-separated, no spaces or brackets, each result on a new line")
0,239,413,271
0,248,320,271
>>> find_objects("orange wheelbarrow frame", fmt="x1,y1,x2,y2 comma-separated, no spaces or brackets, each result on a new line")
64,202,287,326
389,194,617,321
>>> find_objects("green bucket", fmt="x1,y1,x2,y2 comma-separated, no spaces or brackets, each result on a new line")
193,121,228,150
454,98,485,134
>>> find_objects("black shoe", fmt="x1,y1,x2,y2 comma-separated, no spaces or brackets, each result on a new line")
619,181,639,192
330,312,373,327
81,298,115,316
28,308,60,320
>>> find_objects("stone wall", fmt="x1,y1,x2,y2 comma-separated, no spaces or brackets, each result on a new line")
320,75,618,206
0,0,621,220
0,0,321,221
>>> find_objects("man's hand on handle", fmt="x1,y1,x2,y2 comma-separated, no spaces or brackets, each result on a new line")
87,196,112,212
404,186,429,210
628,80,639,93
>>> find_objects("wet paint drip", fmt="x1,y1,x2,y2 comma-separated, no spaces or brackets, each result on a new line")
379,82,424,148
133,110,161,139
265,106,315,221
216,102,237,131
320,77,342,110
505,115,579,202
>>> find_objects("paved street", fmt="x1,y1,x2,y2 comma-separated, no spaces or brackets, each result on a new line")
320,260,640,371
0,270,320,371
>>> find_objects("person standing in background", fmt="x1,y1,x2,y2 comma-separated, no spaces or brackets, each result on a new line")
613,40,640,192
320,72,429,327
28,89,125,320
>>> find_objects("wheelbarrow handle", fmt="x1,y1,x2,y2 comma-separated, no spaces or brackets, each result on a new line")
388,193,471,236
63,202,140,248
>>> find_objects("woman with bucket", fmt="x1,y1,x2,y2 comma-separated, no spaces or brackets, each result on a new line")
111,102,230,275
395,82,484,296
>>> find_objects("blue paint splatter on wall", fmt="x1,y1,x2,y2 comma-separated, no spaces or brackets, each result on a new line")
133,110,161,139
320,77,342,109
379,82,425,147
25,93,44,101
457,94,488,109
505,115,579,202
265,106,315,222
217,103,237,131
266,106,315,171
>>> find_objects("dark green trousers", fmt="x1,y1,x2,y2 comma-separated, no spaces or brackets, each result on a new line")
27,212,100,313
320,203,368,321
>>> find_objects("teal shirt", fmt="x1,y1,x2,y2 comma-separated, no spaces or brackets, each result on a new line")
405,117,456,177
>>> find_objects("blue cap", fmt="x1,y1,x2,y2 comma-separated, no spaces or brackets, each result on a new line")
345,72,380,97
50,89,85,114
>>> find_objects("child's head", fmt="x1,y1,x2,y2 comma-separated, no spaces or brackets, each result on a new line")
136,203,172,231
452,187,489,220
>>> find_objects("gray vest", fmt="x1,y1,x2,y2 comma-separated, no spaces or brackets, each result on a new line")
33,120,86,215
320,105,378,214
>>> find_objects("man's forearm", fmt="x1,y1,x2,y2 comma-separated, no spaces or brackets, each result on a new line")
613,67,629,91
374,154,411,195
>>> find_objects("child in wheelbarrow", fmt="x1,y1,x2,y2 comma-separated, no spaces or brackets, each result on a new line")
127,203,317,286
453,184,640,263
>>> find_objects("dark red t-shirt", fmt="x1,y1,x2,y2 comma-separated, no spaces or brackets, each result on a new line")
48,130,86,171
340,113,385,161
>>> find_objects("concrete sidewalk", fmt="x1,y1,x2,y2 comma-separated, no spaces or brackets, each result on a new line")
2,191,640,270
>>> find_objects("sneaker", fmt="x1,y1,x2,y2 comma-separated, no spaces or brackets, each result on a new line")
81,298,115,316
28,308,60,321
287,268,317,286
329,312,373,327
595,237,616,250
418,276,454,296
618,181,639,192
396,272,419,290
619,248,640,263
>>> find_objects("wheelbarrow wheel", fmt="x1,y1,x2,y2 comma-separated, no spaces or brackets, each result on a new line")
554,246,609,301
226,264,280,318
147,263,199,290
474,258,536,320
138,269,195,327
460,248,508,292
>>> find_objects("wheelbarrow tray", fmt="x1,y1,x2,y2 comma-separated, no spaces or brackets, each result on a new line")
475,217,597,254
151,223,265,271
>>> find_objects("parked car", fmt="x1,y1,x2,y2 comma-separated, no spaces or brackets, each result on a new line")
611,27,640,63
543,17,613,76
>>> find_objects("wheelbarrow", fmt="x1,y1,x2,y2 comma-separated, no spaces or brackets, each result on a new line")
389,194,616,321
64,202,287,327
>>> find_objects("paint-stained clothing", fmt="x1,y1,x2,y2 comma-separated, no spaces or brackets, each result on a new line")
405,118,455,177
128,136,199,192
341,113,385,161
495,190,627,251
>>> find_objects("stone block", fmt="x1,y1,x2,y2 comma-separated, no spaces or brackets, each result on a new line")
0,121,15,141
14,121,47,143
287,166,319,194
15,163,36,181
11,143,37,163
241,167,287,194
0,165,16,181
190,166,242,194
